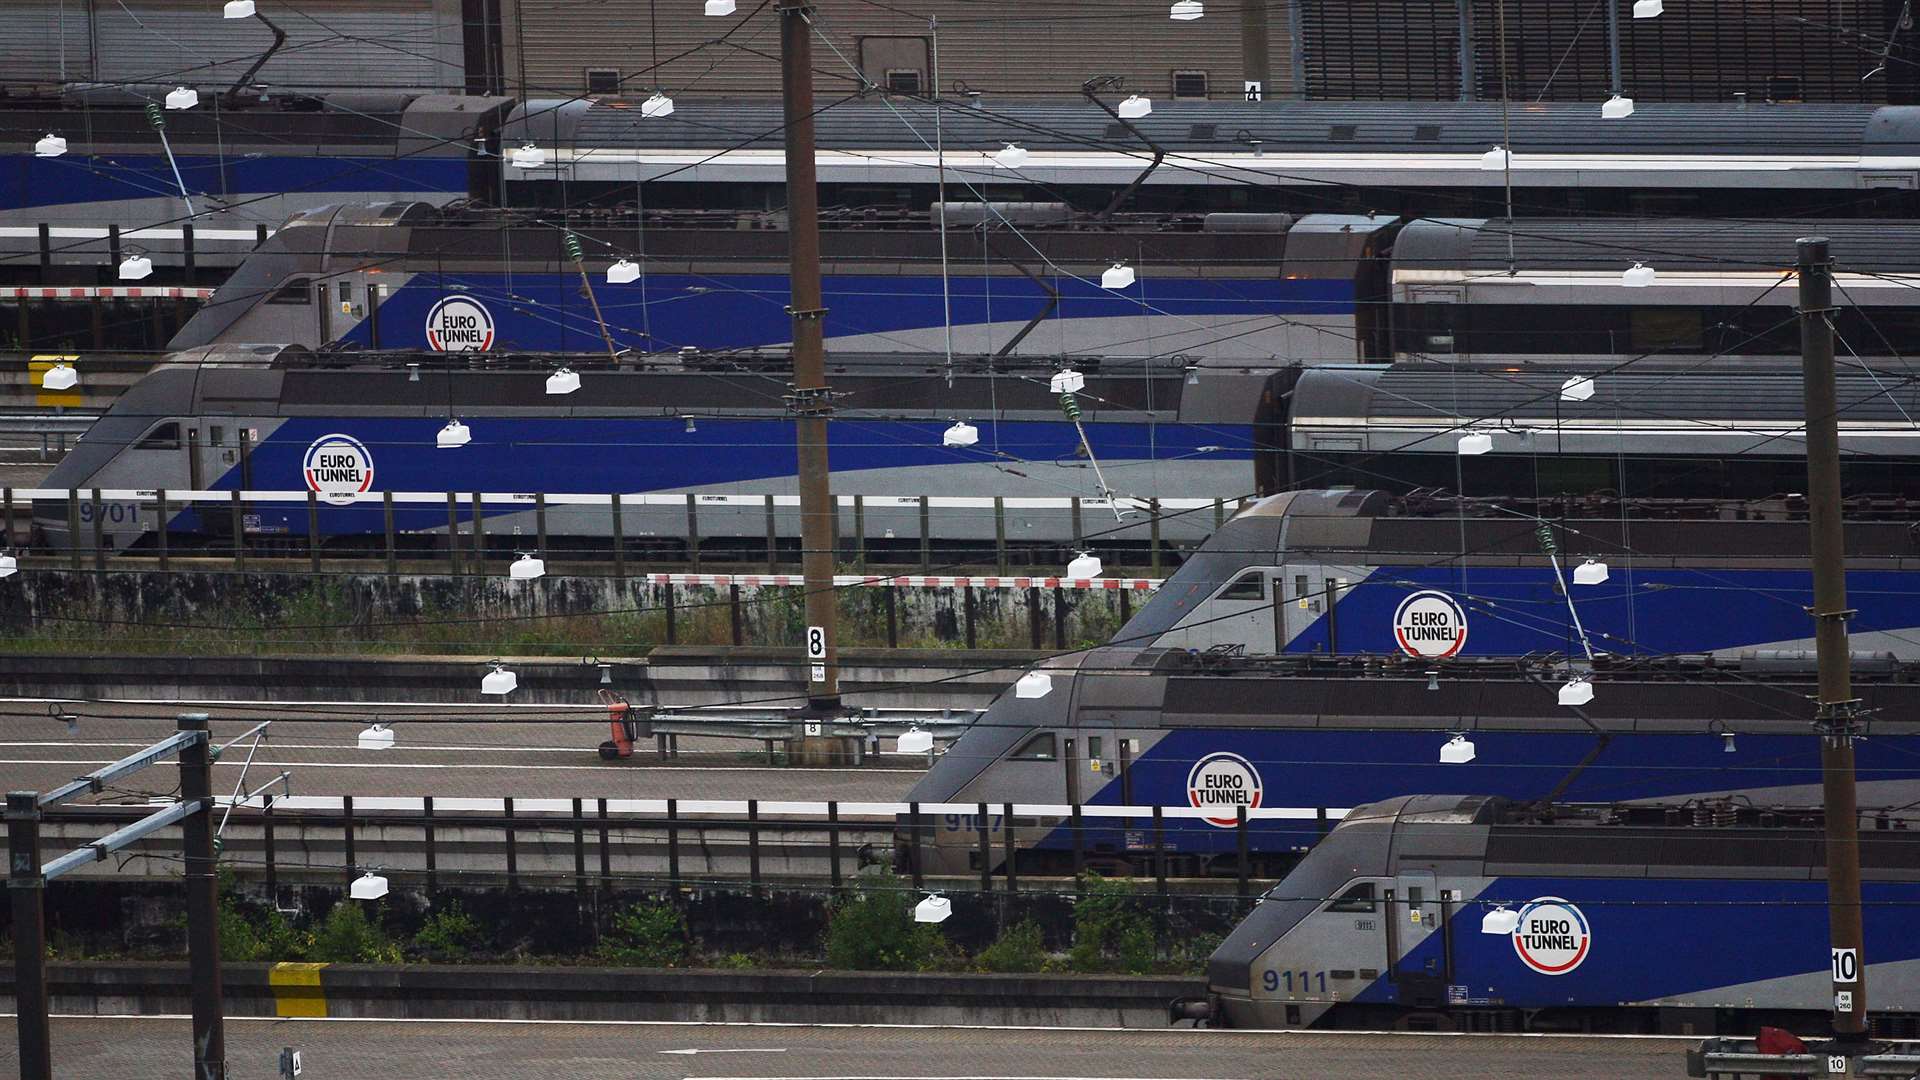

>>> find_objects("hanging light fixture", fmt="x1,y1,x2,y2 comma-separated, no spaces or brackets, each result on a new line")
510,552,547,580
0,553,17,580
1439,733,1477,764
1479,145,1511,170
1015,671,1053,699
34,133,67,158
1185,365,1201,386
1560,375,1595,402
897,726,934,754
913,893,952,923
683,416,698,434
1100,262,1136,290
165,86,199,111
993,143,1029,169
481,661,519,696
943,419,979,448
607,258,640,284
1601,94,1635,119
1622,262,1657,287
349,870,390,900
1170,0,1204,19
1558,675,1594,707
1066,551,1103,579
436,419,471,449
1049,367,1086,395
1722,731,1738,754
118,254,153,281
1117,94,1152,119
1572,558,1610,586
1481,906,1520,934
224,0,256,17
704,0,736,13
641,91,676,118
1457,431,1493,456
545,367,581,395
356,723,395,751
41,362,78,392
510,142,547,169
1633,0,1662,17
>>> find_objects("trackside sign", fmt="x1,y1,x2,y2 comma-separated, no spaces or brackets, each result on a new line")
425,296,495,351
1187,751,1263,828
1392,590,1469,659
302,434,374,505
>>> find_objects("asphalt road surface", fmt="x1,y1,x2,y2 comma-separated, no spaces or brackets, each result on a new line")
5,1016,1691,1080
0,705,927,802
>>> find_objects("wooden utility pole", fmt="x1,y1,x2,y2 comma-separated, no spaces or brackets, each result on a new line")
1798,235,1870,1047
780,0,840,713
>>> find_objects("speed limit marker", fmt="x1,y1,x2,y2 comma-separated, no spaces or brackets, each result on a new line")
807,625,828,660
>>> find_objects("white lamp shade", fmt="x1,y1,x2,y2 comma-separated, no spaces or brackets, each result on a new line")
1559,677,1594,707
436,419,471,449
34,133,67,158
1622,262,1657,287
0,554,17,579
1170,0,1204,18
165,86,198,110
1479,145,1510,170
482,666,519,695
993,143,1029,169
1481,906,1519,935
1066,552,1103,580
224,0,256,17
349,871,389,900
607,258,640,284
1117,95,1152,119
1100,262,1136,290
897,727,934,754
1572,558,1610,586
943,420,979,448
41,363,78,391
704,0,736,13
1014,671,1053,699
1633,0,1662,16
510,142,546,169
1601,94,1635,119
510,554,547,580
1049,368,1086,395
545,368,581,395
641,91,676,118
1560,375,1595,402
1457,431,1492,456
357,724,395,751
1439,734,1476,764
913,894,952,923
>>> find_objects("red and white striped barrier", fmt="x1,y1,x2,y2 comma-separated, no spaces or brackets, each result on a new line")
644,572,1161,591
5,286,216,300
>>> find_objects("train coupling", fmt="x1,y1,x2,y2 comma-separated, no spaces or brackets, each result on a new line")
1168,996,1215,1027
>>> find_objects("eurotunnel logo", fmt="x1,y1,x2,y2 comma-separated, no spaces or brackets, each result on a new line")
1186,751,1262,828
425,295,495,352
302,434,374,506
1511,897,1591,975
1392,590,1469,659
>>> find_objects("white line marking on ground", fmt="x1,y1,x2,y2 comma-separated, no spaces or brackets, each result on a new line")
658,1048,788,1055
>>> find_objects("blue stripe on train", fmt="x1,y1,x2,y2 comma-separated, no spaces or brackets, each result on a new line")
1357,877,1920,1007
0,155,468,210
340,275,1358,353
1293,566,1919,657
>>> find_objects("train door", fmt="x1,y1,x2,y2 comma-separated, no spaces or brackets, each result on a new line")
1281,566,1350,653
1391,869,1448,1007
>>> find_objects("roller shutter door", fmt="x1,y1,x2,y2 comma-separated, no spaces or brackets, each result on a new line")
93,0,459,91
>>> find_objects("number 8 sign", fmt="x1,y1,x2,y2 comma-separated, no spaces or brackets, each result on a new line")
807,625,828,660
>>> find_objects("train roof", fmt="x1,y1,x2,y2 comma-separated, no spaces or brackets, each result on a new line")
505,97,1920,189
1,92,513,155
1394,217,1920,273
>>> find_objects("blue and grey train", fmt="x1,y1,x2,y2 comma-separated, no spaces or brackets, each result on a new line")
1194,794,1920,1035
897,488,1920,875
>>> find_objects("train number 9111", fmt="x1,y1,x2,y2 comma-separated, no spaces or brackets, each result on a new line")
1262,969,1329,994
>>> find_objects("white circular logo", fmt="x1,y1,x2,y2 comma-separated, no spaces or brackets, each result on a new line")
1186,751,1262,828
1393,590,1469,659
302,434,374,505
1512,897,1590,975
425,296,495,352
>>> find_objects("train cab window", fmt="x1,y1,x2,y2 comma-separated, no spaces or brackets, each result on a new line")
268,278,313,305
135,422,181,450
209,425,226,447
1326,882,1376,913
1010,733,1057,761
1219,571,1264,601
1294,574,1309,600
